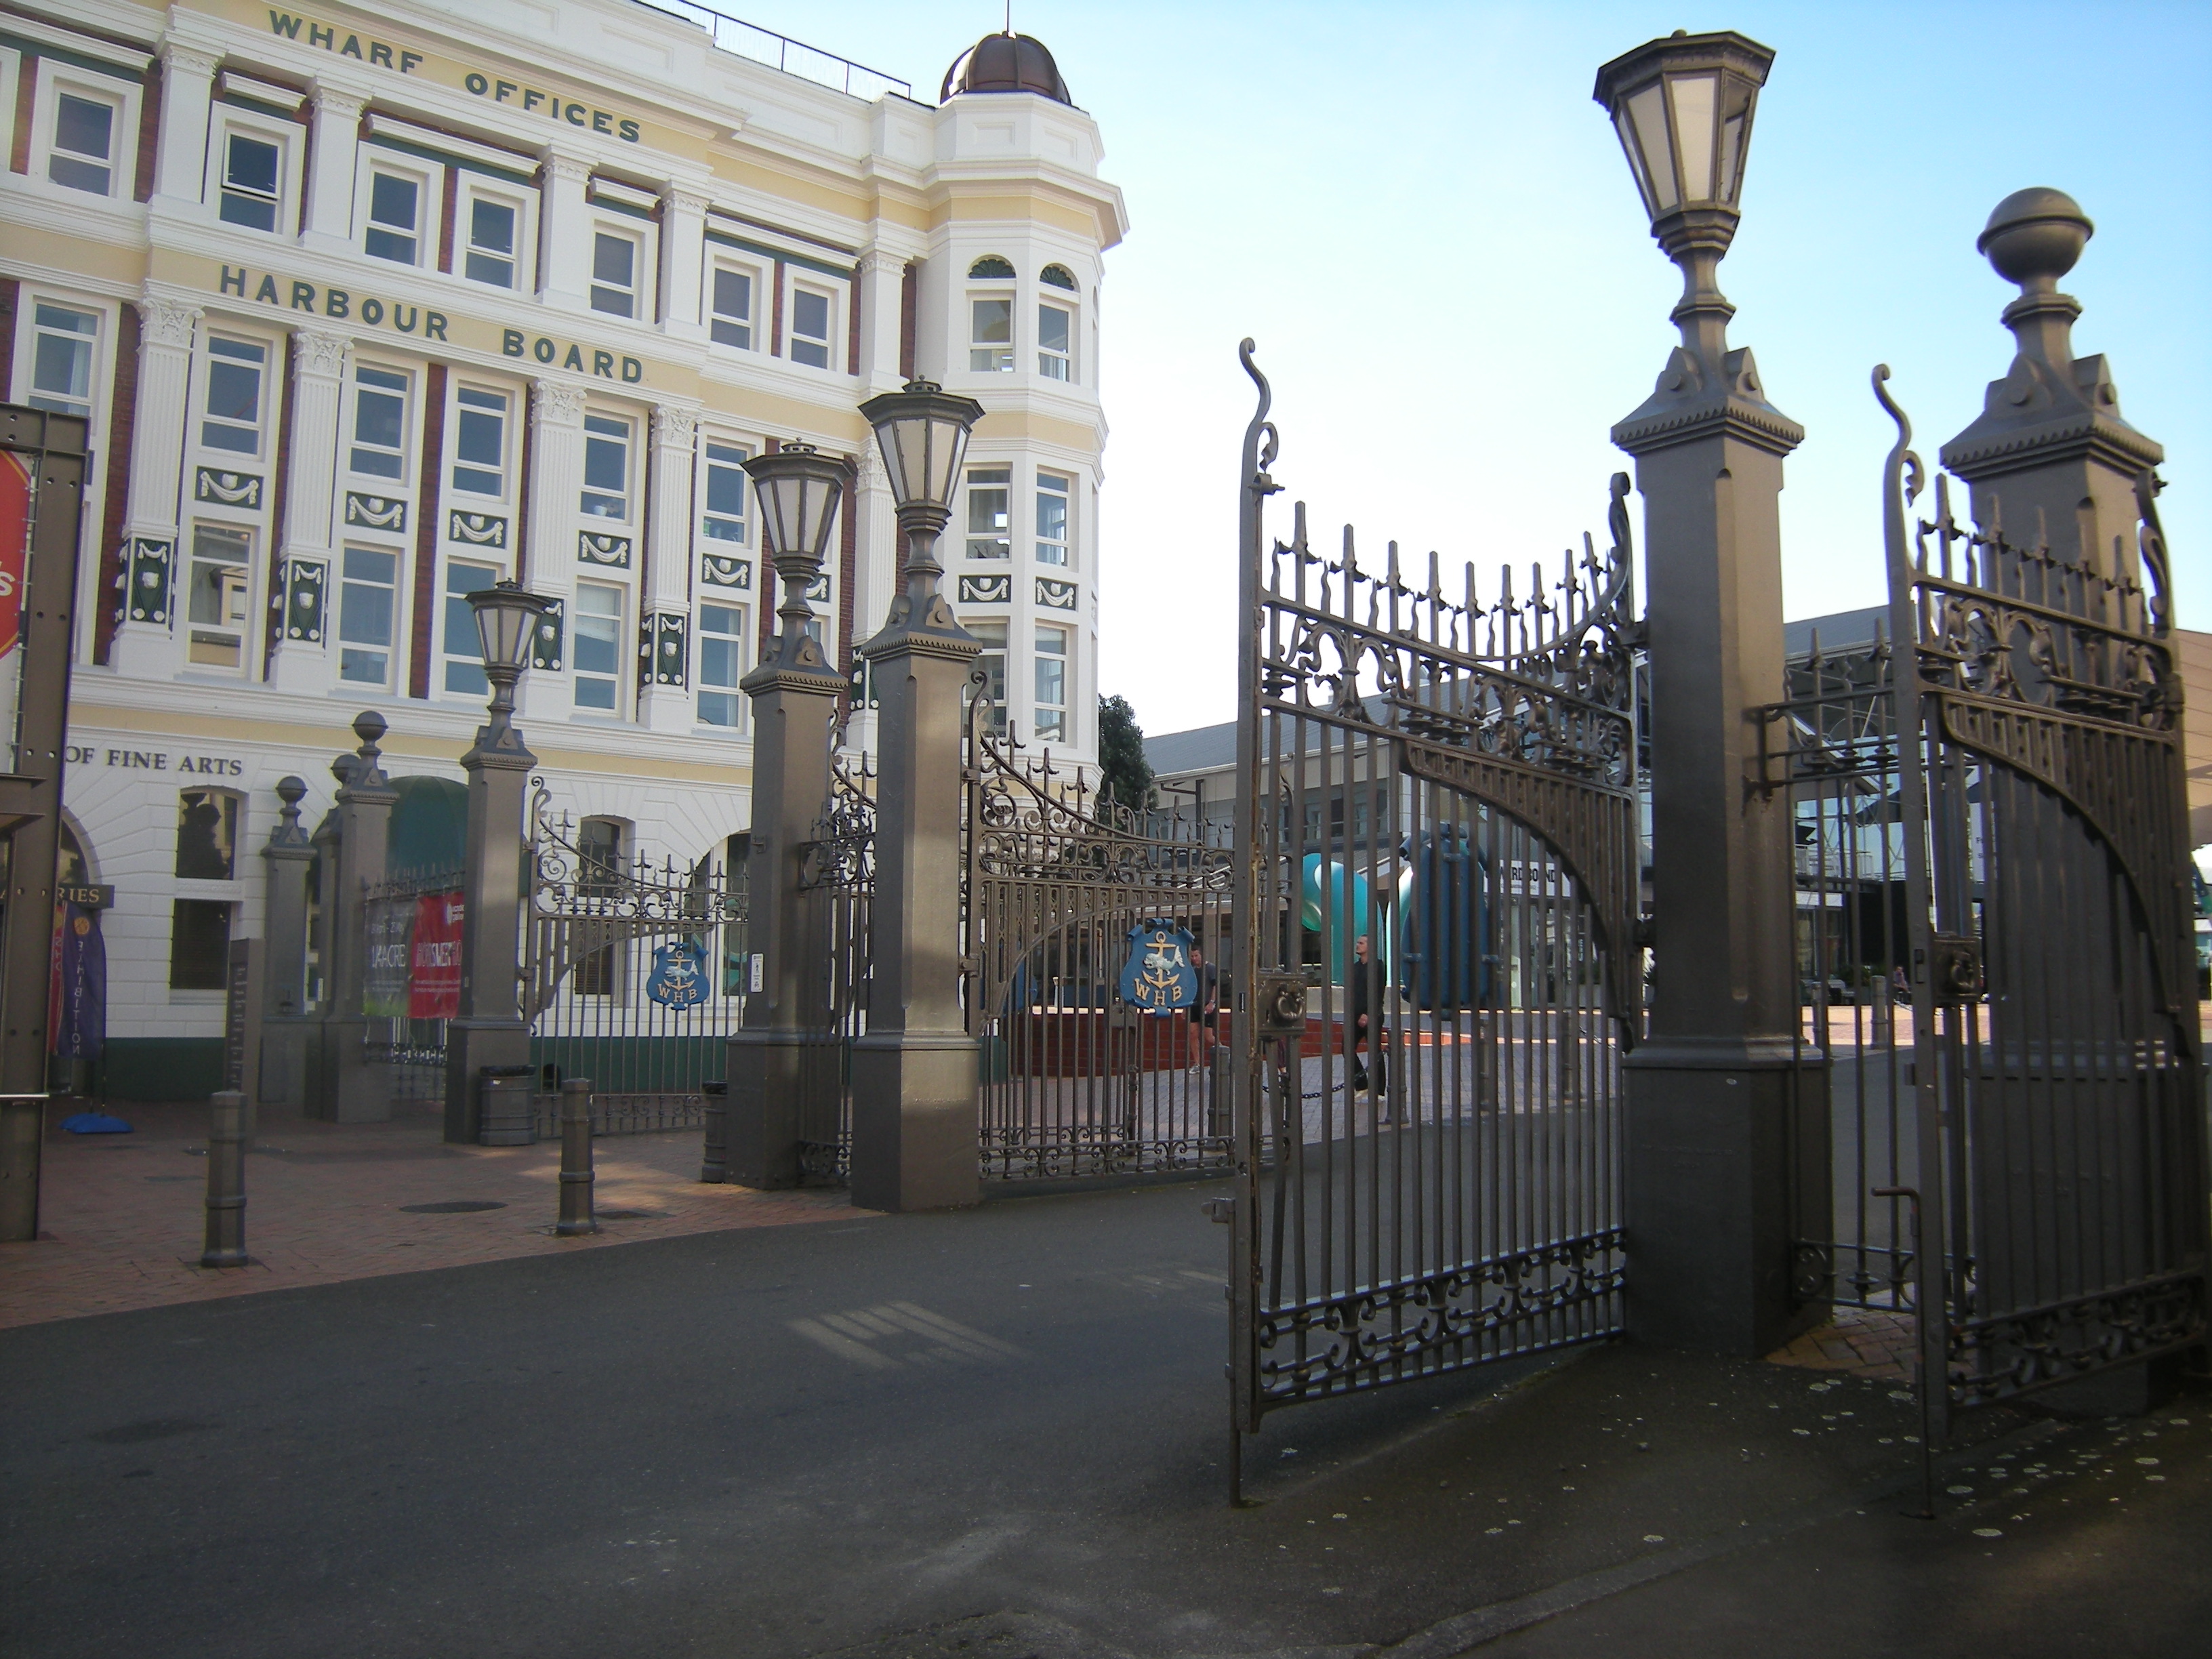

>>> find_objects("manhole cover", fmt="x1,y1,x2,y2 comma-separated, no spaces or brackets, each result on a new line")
596,1209,667,1221
398,1200,509,1214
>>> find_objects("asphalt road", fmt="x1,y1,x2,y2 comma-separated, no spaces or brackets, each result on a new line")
5,1178,2205,1658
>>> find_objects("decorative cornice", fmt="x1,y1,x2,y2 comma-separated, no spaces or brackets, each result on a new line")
309,83,367,121
661,186,711,218
160,43,222,80
1611,342,1803,459
138,295,201,350
541,151,593,186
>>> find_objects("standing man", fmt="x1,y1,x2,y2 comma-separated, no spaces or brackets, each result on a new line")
1186,943,1220,1072
1349,933,1387,1107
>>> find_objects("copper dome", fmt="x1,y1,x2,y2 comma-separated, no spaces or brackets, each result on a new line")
941,33,1071,104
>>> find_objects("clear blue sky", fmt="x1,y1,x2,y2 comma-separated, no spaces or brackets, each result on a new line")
724,1,2212,737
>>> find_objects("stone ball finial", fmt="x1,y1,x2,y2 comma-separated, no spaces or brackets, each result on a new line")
1977,188,2093,291
352,709,388,748
274,775,307,805
331,753,359,785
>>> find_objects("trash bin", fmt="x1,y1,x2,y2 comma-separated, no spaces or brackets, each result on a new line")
699,1079,728,1183
478,1065,537,1146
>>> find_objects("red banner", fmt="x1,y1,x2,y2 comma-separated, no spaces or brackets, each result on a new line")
0,451,28,660
408,891,464,1019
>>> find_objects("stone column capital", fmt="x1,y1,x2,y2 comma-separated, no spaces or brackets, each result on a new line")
661,184,712,217
651,405,699,449
541,150,594,186
857,245,907,280
160,42,223,80
532,377,587,427
137,294,203,350
293,328,351,382
309,81,367,121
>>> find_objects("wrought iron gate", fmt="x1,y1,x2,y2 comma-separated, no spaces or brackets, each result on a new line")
363,863,462,1103
1226,346,1641,1443
525,786,746,1134
964,700,1235,1182
794,750,874,1181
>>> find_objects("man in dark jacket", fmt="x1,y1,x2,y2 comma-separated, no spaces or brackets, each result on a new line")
1349,933,1387,1106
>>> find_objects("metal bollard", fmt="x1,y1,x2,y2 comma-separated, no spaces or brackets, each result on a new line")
201,1089,249,1267
556,1076,598,1235
699,1079,727,1183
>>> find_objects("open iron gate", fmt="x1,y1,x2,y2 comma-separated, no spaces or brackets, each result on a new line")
1877,374,2204,1437
1225,346,1641,1456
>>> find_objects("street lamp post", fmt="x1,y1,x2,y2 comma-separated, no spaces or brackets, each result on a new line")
1595,30,1823,1356
724,443,850,1187
851,380,985,1213
443,579,554,1145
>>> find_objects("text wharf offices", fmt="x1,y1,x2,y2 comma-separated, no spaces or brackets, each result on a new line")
1,0,1124,1099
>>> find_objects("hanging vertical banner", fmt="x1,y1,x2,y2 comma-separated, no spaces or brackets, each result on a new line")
363,892,413,1017
408,891,464,1019
52,903,106,1061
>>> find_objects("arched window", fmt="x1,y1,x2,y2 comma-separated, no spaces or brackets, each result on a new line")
1040,263,1077,291
575,817,628,995
967,255,1015,279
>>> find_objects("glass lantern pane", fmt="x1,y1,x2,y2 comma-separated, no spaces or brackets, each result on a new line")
1625,84,1676,212
1614,110,1657,218
1718,110,1746,205
1668,74,1717,203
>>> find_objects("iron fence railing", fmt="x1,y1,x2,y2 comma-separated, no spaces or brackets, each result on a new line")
632,0,915,101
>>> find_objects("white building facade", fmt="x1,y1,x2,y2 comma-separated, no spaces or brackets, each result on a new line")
0,0,1123,1096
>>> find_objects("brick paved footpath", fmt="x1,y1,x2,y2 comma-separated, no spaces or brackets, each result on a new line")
0,1101,857,1330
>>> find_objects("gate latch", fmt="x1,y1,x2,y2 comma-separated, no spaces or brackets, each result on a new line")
1254,974,1307,1038
1927,935,1984,1005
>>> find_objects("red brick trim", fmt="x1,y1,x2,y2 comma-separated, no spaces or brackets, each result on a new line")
0,274,17,400
133,58,159,203
757,435,777,663
514,382,534,585
836,453,856,680
408,363,446,698
93,302,140,665
9,54,35,175
436,162,456,274
899,261,917,380
846,266,861,375
262,331,296,676
769,260,784,357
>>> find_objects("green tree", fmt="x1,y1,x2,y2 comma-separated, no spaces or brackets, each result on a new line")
1097,694,1153,811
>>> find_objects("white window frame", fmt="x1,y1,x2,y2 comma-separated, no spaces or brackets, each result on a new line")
358,152,433,267
35,66,139,201
1037,298,1075,382
708,260,760,350
19,296,104,421
335,544,402,690
207,113,300,235
580,410,634,524
963,464,1012,561
784,279,839,371
589,222,648,320
1033,622,1071,743
968,288,1015,374
696,600,750,731
700,436,751,546
449,382,514,504
440,555,502,699
967,618,1009,731
346,361,411,485
194,330,276,463
1035,470,1072,567
182,520,258,676
459,180,533,292
571,579,628,715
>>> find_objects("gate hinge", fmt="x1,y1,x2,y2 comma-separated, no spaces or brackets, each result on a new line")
1202,1197,1235,1225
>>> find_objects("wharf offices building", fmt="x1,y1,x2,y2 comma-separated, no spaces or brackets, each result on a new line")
1,0,1124,1096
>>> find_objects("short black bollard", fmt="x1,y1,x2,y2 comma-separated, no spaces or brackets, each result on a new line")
699,1079,728,1183
556,1077,598,1235
201,1089,249,1267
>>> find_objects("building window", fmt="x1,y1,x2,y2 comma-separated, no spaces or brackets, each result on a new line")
169,900,234,991
175,787,241,880
969,620,1007,730
337,546,398,687
201,337,268,456
218,131,283,231
698,602,747,728
451,386,509,498
789,287,832,369
581,414,631,520
348,365,408,479
464,194,519,288
1040,262,1078,291
1036,472,1071,567
186,524,253,670
1038,302,1073,381
26,302,99,419
969,297,1012,373
443,558,498,696
702,441,748,542
365,169,423,264
968,255,1015,279
591,231,637,317
710,267,754,349
47,87,119,196
1034,623,1069,742
575,819,623,994
573,581,623,711
964,466,1010,560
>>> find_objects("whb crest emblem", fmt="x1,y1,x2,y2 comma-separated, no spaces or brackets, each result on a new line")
1118,921,1196,1012
646,940,708,1010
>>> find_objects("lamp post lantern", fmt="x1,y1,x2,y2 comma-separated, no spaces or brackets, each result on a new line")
443,579,553,1144
724,443,851,1187
850,380,985,1214
1595,31,1823,1357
